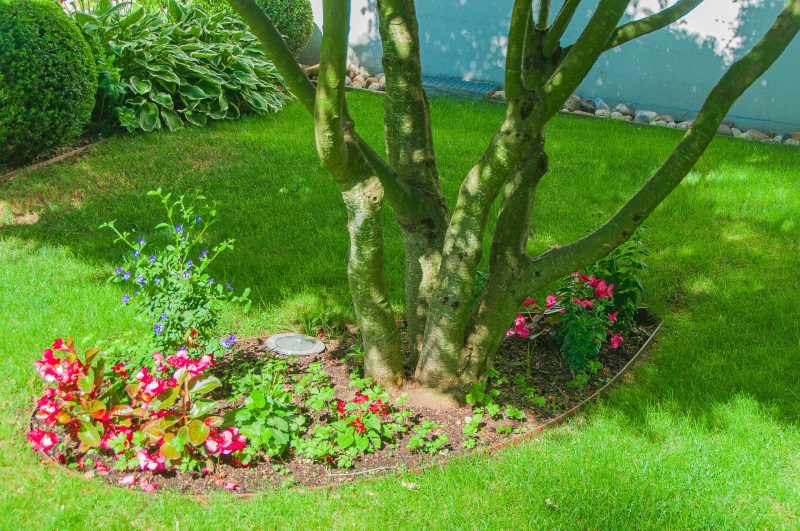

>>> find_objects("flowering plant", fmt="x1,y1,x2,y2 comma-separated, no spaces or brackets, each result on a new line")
508,236,647,374
101,189,249,367
297,379,409,468
29,338,245,482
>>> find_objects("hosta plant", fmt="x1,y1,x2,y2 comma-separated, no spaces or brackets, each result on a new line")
101,189,249,368
70,0,288,133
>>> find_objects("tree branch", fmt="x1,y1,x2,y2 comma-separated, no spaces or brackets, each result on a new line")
606,0,705,50
539,0,629,122
528,0,800,285
542,0,582,56
536,0,552,29
507,0,534,100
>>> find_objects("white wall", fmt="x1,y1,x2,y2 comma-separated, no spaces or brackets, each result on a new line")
309,0,800,132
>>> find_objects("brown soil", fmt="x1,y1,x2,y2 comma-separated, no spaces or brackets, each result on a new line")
34,312,659,494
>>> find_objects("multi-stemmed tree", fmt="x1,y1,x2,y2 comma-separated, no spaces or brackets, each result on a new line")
229,0,799,399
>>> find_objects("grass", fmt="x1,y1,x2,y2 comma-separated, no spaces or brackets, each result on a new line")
1,91,799,528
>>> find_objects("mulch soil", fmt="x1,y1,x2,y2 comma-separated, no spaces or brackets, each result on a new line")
32,312,659,494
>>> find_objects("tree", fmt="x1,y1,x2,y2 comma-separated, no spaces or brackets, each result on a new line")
228,0,800,399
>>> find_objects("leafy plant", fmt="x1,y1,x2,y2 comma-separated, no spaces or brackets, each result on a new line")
462,413,483,449
70,0,288,134
102,189,249,368
406,421,449,455
0,0,96,164
466,380,501,418
190,0,314,52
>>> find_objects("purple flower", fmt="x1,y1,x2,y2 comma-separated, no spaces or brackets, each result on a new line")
148,254,156,264
183,270,190,279
136,275,146,286
114,267,123,275
133,249,140,257
199,249,208,259
153,323,164,335
122,271,131,281
175,224,183,233
225,283,233,292
159,313,168,321
121,294,130,304
154,277,161,284
186,260,193,268
195,215,202,223
221,334,236,349
137,238,146,246
207,277,215,284
134,290,140,296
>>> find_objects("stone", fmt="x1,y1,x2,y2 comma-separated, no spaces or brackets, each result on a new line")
744,129,771,141
677,121,692,130
563,94,581,112
377,74,386,84
732,128,743,138
491,89,506,102
717,124,733,136
592,98,610,111
785,138,800,146
615,103,634,117
572,110,596,117
653,114,674,123
792,132,800,141
578,99,596,113
595,109,611,118
345,76,353,87
610,111,631,121
650,120,667,127
357,66,369,77
665,121,678,129
352,79,365,89
368,83,382,91
772,135,785,143
634,110,658,124
366,77,379,87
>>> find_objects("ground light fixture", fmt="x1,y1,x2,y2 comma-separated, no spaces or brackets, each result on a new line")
266,332,325,356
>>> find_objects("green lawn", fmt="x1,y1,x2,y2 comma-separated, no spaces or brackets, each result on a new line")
1,92,799,528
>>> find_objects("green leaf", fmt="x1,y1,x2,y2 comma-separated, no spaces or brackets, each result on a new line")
189,399,216,418
149,386,179,411
183,110,207,127
77,421,102,447
167,0,185,22
138,103,160,132
119,6,145,30
337,430,354,449
77,369,95,392
129,76,152,95
160,108,183,132
187,419,210,446
150,91,173,107
179,85,207,100
188,374,221,395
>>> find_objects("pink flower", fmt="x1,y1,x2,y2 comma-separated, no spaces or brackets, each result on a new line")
513,313,527,328
51,338,72,352
34,349,83,384
587,275,600,288
139,476,158,493
185,354,214,376
119,474,136,487
222,481,239,491
522,297,536,308
594,280,614,299
572,298,595,309
610,333,624,349
111,362,127,377
506,327,517,337
607,311,618,324
545,294,557,308
134,367,151,382
165,349,189,368
517,326,531,339
35,391,60,424
136,449,166,471
95,461,110,474
28,429,58,453
205,427,247,455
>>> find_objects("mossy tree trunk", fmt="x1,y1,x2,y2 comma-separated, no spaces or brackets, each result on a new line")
229,0,800,397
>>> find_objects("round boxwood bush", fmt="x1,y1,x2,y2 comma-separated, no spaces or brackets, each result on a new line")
0,0,97,164
193,0,314,53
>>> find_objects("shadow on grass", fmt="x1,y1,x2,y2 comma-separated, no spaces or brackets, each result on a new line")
1,95,799,433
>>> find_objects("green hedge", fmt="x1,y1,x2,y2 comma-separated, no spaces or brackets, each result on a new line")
190,0,313,52
0,0,97,164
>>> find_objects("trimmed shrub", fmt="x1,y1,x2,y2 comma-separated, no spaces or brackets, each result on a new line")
72,0,289,133
190,0,314,52
0,0,97,164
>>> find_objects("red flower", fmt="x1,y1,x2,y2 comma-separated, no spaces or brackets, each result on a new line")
136,449,166,471
369,399,389,416
546,294,558,308
51,338,72,352
35,393,60,424
111,362,127,377
349,418,366,434
336,400,347,415
222,481,239,491
572,298,595,309
28,429,58,453
594,280,614,299
353,392,369,404
522,297,536,308
607,311,618,324
610,333,624,349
